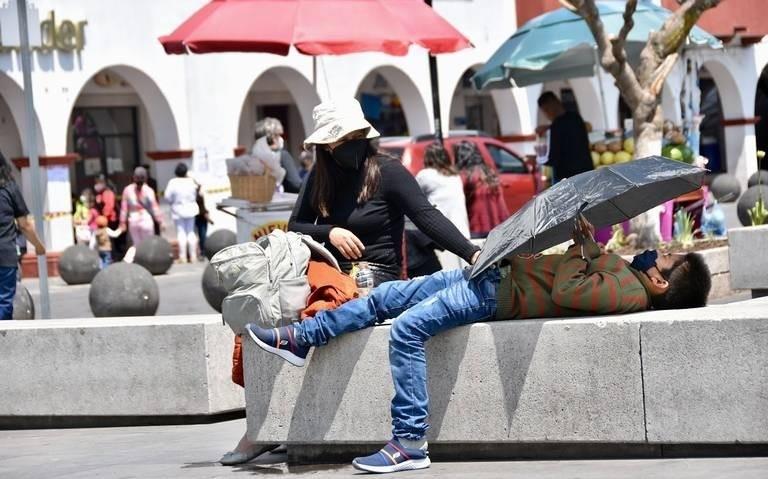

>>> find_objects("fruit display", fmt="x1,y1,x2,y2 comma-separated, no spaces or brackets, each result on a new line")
661,121,694,164
588,121,694,169
590,133,635,168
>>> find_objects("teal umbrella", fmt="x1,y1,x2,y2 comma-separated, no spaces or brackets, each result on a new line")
472,0,721,91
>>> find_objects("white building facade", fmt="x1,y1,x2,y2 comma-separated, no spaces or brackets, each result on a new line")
0,0,764,261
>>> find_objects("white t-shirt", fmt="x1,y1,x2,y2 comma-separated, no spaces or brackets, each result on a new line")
164,177,200,220
415,168,471,238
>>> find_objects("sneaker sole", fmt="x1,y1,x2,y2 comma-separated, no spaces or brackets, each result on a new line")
247,327,306,367
352,457,431,473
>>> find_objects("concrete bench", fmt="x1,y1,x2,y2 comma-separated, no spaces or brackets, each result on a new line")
243,297,768,457
0,315,243,428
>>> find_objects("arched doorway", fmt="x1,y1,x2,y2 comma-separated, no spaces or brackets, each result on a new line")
355,66,431,137
698,65,727,173
237,66,319,159
0,72,44,167
755,64,768,170
67,65,180,194
449,66,502,135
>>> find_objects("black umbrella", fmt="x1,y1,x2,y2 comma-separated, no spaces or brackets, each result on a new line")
469,156,706,278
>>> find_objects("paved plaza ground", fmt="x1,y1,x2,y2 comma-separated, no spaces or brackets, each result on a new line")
1,419,767,479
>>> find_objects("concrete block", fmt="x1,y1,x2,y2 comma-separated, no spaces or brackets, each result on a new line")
729,225,768,290
640,298,768,443
0,316,243,418
244,317,645,444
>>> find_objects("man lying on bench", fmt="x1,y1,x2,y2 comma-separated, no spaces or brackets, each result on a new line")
246,216,712,474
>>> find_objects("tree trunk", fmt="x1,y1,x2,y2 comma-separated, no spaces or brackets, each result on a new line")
630,102,664,248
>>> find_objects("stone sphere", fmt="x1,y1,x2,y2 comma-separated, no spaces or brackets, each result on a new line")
204,229,237,260
89,262,159,317
747,170,768,188
59,244,101,285
12,283,35,319
201,263,227,313
134,236,174,275
736,185,768,226
708,174,742,203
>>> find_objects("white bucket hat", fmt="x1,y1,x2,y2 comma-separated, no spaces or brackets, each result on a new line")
303,98,380,148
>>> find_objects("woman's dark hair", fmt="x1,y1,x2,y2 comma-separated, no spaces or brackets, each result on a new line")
651,252,712,310
424,142,457,176
0,152,13,187
310,139,383,218
174,162,188,178
454,140,499,189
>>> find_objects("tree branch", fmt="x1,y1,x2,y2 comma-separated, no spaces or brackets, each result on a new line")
610,0,637,65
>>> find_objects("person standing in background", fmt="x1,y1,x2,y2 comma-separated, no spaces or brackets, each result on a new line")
414,142,471,271
120,167,163,259
164,163,200,263
0,154,45,320
298,149,314,181
536,92,593,182
195,183,213,258
454,141,509,238
253,118,303,193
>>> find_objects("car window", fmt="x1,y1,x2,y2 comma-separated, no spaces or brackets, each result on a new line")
486,144,526,174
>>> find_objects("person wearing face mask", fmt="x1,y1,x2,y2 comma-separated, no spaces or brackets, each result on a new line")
252,118,303,194
246,215,712,473
119,167,164,255
288,98,481,284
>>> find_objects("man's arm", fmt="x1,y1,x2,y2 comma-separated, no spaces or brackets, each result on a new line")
16,216,45,256
550,216,622,313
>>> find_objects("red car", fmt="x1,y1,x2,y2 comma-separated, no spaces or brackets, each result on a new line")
377,132,541,214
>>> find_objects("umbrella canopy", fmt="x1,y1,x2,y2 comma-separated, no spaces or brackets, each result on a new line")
160,0,471,56
472,0,720,90
469,157,706,278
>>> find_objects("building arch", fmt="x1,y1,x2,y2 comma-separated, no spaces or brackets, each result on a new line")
355,65,431,137
0,71,45,157
448,64,523,136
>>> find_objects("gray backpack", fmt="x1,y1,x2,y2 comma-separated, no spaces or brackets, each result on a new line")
211,229,338,334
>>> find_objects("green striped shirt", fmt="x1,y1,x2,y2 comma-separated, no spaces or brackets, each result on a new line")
495,239,650,319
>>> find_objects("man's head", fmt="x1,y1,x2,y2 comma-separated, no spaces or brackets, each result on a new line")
636,251,711,309
537,91,565,122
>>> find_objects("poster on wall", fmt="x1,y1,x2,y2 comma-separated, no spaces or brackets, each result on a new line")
83,157,101,176
107,157,123,174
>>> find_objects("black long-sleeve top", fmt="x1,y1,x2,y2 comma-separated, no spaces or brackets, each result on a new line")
288,156,478,271
548,111,594,180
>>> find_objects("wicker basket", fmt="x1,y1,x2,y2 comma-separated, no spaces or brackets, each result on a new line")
229,174,276,203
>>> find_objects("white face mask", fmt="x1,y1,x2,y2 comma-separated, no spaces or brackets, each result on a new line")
80,196,87,203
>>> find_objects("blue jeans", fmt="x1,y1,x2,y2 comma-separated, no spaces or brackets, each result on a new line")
295,266,501,440
98,251,112,269
0,266,18,320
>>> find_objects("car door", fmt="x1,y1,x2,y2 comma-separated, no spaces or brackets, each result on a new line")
482,142,535,213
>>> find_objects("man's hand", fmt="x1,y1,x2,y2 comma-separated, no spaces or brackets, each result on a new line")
571,214,595,245
34,244,46,256
535,125,550,137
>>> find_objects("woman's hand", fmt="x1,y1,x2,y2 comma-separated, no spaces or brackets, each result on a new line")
329,227,365,260
470,250,481,265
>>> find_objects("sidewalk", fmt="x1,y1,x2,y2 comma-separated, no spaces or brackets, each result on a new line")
1,419,766,479
20,261,216,319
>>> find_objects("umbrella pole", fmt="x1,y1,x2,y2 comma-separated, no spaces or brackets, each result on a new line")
593,47,610,131
425,0,443,143
17,0,51,319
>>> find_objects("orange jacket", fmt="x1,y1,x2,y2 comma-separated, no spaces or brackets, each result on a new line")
231,260,358,387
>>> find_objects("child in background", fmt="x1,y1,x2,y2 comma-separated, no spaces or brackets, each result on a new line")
90,215,121,269
73,189,98,245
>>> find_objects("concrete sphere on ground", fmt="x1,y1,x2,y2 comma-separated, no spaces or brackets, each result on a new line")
709,174,741,203
747,170,768,188
12,283,35,319
134,236,174,275
201,263,227,313
205,229,237,260
736,185,768,226
89,262,159,317
58,244,101,285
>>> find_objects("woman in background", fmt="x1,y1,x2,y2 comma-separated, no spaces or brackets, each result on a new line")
414,142,471,272
454,141,509,238
164,163,200,263
120,167,163,259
